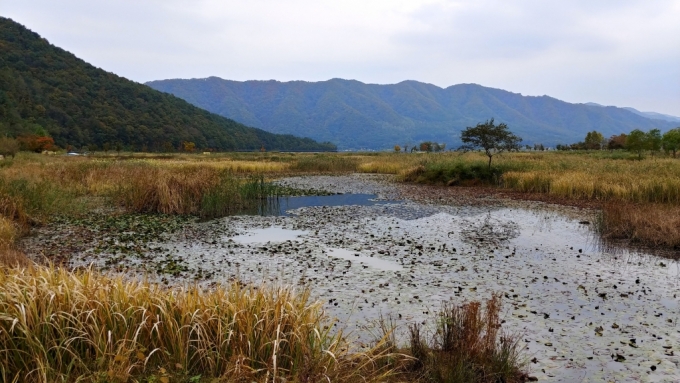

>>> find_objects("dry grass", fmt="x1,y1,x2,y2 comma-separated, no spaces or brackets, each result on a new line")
351,151,680,204
0,249,31,268
405,294,525,383
142,159,290,173
290,154,361,172
503,170,680,204
0,216,17,249
382,151,680,205
3,151,680,251
359,161,409,174
113,165,220,215
0,213,31,268
598,203,680,249
0,265,397,383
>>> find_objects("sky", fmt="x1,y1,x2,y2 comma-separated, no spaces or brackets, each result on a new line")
4,0,680,116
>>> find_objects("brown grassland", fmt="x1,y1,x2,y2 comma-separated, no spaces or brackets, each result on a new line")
1,149,679,382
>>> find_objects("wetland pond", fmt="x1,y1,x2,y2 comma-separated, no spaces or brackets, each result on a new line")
70,175,680,382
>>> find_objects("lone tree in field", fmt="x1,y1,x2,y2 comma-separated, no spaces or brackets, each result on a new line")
460,119,522,169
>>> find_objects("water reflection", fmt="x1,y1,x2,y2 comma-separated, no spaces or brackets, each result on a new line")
324,247,403,271
246,194,397,217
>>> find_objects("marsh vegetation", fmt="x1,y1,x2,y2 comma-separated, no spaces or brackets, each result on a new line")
1,150,679,382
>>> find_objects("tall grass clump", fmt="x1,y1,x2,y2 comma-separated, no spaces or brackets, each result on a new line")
291,154,359,172
407,294,525,383
0,265,396,383
200,175,281,218
113,165,282,218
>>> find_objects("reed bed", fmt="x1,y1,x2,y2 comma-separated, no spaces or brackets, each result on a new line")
0,265,396,383
393,151,680,205
142,159,290,174
290,154,360,172
3,151,680,244
407,294,525,383
597,203,680,249
0,155,286,223
112,166,281,218
503,170,680,204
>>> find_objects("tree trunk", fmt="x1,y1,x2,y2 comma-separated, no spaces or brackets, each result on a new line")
488,155,492,169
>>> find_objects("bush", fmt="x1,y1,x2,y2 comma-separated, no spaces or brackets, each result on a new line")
403,158,518,186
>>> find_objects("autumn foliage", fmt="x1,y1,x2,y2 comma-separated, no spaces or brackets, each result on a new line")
17,134,55,152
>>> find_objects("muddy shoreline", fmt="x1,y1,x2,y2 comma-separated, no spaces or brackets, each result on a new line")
20,174,680,382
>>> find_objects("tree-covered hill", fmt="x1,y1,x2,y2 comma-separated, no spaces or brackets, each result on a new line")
147,77,676,150
0,18,335,152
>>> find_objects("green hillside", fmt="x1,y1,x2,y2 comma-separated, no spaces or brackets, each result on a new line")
147,77,676,150
0,18,335,152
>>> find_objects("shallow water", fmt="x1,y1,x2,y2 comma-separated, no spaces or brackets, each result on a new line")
273,194,394,216
324,247,403,271
72,176,680,382
230,227,308,243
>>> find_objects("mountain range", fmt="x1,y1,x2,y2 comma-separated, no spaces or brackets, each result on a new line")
583,103,680,124
147,77,679,150
0,18,335,152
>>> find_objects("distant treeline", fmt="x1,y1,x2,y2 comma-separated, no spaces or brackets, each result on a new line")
0,17,336,152
556,128,680,158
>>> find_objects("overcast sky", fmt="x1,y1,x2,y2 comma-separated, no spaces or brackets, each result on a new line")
5,0,680,115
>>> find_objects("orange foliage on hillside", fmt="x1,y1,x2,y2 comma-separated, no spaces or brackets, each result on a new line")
17,135,55,152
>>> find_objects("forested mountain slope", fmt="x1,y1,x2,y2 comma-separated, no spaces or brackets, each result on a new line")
148,77,676,150
0,18,335,151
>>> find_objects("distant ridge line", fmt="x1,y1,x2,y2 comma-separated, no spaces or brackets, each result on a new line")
146,77,678,150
